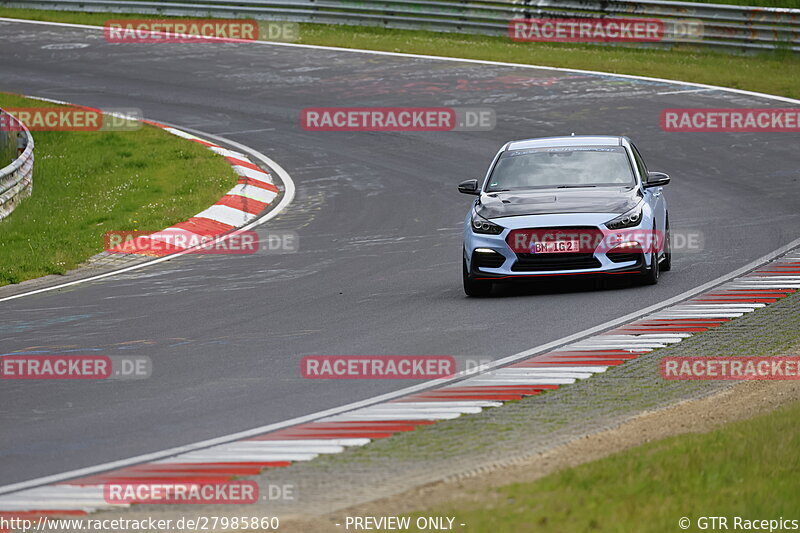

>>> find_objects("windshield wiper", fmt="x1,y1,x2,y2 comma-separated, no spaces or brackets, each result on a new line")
556,185,597,188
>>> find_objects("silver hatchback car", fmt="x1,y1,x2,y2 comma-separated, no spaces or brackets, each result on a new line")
459,135,671,296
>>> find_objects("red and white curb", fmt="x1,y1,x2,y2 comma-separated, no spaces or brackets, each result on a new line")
1,250,797,518
16,96,282,258
106,120,280,256
0,103,295,306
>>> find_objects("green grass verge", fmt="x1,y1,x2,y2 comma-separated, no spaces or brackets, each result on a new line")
0,7,799,100
410,398,800,532
0,93,237,285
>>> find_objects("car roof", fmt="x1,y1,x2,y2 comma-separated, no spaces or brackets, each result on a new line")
505,136,625,151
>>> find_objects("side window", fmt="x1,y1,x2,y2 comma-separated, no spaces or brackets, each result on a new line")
631,144,648,182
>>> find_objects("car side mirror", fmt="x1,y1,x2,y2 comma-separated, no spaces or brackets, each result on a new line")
645,171,670,188
458,179,480,195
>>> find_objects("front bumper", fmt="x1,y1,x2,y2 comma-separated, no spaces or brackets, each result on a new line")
463,213,651,279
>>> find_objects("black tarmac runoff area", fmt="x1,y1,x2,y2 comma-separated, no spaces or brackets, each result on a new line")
0,19,798,486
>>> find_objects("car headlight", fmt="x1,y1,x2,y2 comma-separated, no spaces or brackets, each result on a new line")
471,211,504,235
605,204,644,230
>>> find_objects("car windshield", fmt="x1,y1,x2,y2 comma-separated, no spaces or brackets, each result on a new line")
486,146,636,192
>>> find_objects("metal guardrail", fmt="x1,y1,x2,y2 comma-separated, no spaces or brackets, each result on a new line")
0,109,34,221
2,0,799,51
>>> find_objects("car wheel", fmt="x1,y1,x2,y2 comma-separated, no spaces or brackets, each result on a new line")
660,217,672,272
641,248,660,285
463,256,493,297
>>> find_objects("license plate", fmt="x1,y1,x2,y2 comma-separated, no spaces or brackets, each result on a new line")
531,240,580,254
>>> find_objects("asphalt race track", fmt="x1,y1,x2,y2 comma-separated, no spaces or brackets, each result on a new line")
1,19,799,487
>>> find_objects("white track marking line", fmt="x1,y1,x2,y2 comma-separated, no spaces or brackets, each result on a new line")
241,439,371,446
555,346,652,352
0,16,798,496
193,204,256,226
241,438,372,446
459,378,578,385
668,307,760,312
208,146,249,159
160,452,319,462
233,165,274,183
729,280,800,283
491,367,598,375
600,333,692,338
387,401,502,408
1,487,106,499
226,183,278,204
677,303,767,307
572,338,678,344
162,127,208,142
509,366,609,372
208,441,349,449
729,283,800,287
150,458,299,465
495,366,607,373
0,502,120,511
349,405,485,414
566,343,667,349
656,88,716,95
566,339,668,343
584,334,687,339
201,443,346,454
489,371,594,379
744,276,800,279
320,413,462,421
651,311,747,315
0,486,123,511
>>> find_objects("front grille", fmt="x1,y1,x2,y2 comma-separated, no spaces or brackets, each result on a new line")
508,226,603,272
473,250,505,269
512,253,601,272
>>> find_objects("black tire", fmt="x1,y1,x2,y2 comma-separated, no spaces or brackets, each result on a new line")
463,256,493,297
660,217,672,272
640,248,660,285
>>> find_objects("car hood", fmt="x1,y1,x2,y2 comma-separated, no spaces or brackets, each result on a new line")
476,187,642,218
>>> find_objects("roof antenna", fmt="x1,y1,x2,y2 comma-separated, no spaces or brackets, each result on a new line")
570,132,575,136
